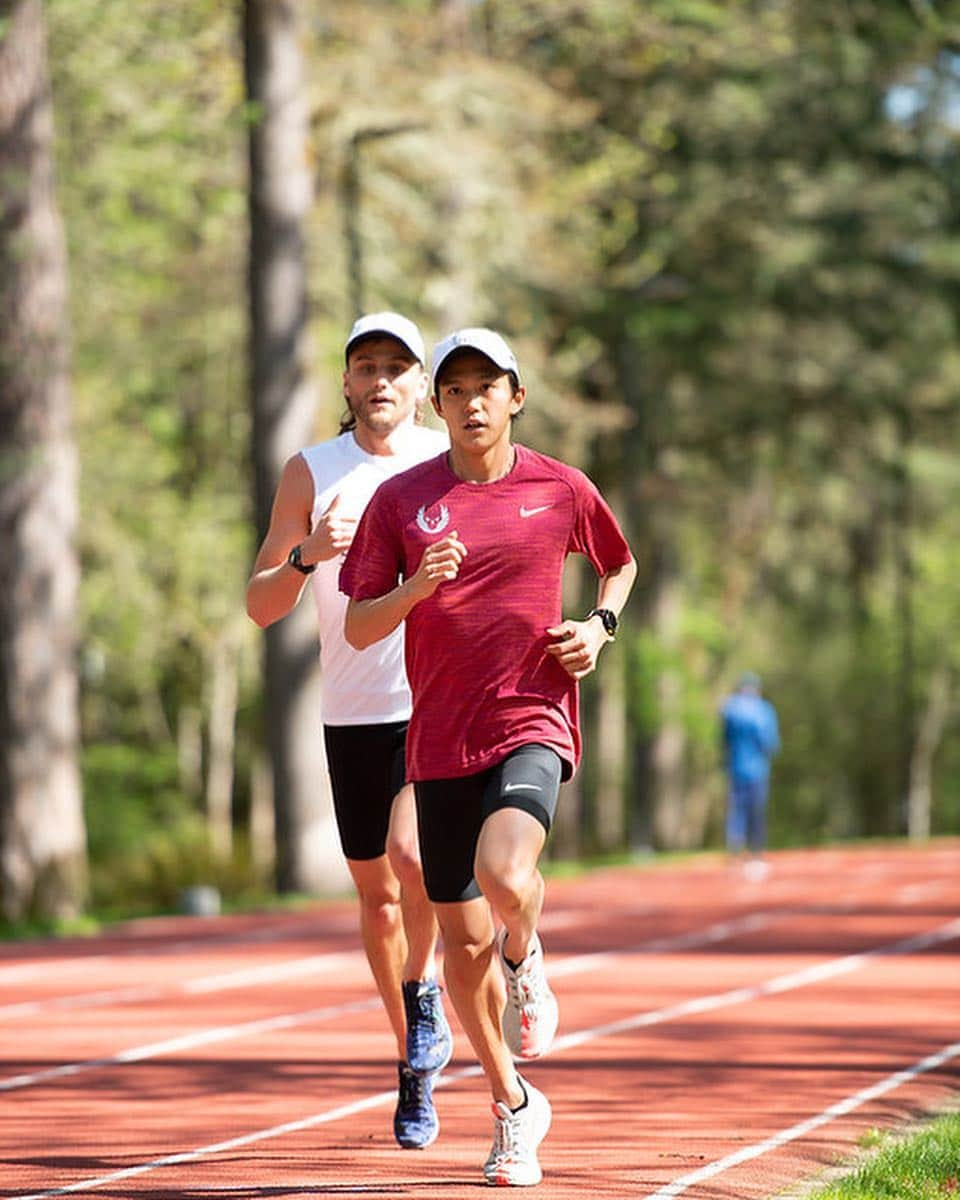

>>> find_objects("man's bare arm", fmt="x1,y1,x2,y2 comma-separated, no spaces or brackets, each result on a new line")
544,555,638,680
344,531,468,649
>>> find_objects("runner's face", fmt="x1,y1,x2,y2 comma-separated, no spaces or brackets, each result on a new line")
432,351,524,453
343,337,427,435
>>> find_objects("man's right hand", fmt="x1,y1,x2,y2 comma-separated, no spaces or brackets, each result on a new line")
407,531,468,600
304,493,357,563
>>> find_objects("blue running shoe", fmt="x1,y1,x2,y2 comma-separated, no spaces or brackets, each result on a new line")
394,1061,438,1149
403,978,453,1076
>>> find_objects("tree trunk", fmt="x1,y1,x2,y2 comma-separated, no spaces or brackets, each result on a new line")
647,548,689,848
249,750,275,873
548,557,588,860
587,472,628,855
593,651,628,853
614,331,689,851
907,665,951,841
177,705,203,801
0,0,86,921
892,402,915,837
243,0,348,895
205,625,239,860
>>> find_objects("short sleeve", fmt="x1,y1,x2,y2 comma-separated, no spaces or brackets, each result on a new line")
567,470,633,576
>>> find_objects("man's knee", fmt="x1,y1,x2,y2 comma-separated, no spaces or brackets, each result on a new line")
474,854,534,913
350,860,401,921
386,830,423,891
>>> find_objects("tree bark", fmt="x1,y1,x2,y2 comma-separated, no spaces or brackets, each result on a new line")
0,0,86,920
243,0,349,895
205,625,239,860
614,332,690,851
907,665,951,841
647,553,689,847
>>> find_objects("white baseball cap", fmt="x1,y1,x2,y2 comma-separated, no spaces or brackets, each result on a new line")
344,312,426,365
431,327,521,391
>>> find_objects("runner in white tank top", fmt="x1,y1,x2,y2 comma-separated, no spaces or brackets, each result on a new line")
300,425,445,726
245,313,450,1149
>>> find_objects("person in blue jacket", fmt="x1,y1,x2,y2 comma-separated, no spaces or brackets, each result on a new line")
721,672,780,876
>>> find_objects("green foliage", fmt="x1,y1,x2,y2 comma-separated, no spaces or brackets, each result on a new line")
805,1111,960,1199
489,0,960,846
48,0,255,742
35,0,960,907
82,743,268,918
83,742,185,861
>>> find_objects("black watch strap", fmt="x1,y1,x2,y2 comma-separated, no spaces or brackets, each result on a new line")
586,607,618,639
287,543,315,575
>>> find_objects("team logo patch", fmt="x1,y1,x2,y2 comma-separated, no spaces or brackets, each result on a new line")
416,503,450,534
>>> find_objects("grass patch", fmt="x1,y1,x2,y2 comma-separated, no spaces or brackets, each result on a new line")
799,1111,960,1198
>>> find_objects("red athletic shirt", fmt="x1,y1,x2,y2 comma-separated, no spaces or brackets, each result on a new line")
339,443,633,782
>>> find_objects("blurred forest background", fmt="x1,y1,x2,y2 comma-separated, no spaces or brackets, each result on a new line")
2,0,959,927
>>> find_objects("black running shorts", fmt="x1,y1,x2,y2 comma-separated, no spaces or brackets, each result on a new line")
414,743,563,903
322,721,407,862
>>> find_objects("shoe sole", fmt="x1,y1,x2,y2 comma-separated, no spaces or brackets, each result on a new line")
396,1126,439,1150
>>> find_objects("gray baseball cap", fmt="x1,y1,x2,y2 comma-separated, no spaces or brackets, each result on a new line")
344,312,426,365
431,327,521,391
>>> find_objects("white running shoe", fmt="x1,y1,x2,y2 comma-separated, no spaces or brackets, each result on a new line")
483,1076,552,1186
498,929,559,1060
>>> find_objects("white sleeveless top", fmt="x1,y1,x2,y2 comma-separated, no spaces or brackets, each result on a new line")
300,425,448,725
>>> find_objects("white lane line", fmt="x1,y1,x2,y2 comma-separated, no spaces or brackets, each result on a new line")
0,984,166,1019
11,1072,469,1200
0,950,367,1020
0,955,114,985
549,911,775,978
550,917,960,1052
12,916,960,1199
0,918,344,985
3,865,947,1017
180,951,361,993
641,1039,960,1199
1,916,772,1091
0,995,378,1092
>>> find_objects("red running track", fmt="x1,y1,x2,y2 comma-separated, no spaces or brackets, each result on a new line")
2,840,958,1199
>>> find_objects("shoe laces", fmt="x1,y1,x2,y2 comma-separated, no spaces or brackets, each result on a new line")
509,951,548,1012
408,984,443,1043
490,1100,530,1163
398,1066,428,1110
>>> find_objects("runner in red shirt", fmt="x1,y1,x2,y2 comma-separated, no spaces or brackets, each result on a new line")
341,328,637,1186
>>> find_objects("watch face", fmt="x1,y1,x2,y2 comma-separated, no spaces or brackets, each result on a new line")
288,544,313,574
589,608,617,636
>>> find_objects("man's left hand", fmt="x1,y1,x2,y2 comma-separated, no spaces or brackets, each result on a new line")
544,618,609,680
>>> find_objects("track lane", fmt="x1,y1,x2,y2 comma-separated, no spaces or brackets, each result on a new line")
3,841,958,1199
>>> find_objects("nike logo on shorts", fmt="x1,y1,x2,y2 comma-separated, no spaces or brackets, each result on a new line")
519,504,552,518
504,782,542,793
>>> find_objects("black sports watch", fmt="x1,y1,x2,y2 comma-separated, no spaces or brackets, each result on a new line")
287,543,315,575
586,607,618,640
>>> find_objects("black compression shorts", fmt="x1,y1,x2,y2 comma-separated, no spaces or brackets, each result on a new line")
414,743,563,903
323,721,407,862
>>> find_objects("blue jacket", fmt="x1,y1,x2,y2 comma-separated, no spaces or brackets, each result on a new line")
721,691,780,783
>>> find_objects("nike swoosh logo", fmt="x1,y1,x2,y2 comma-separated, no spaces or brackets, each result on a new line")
504,782,542,793
519,505,552,518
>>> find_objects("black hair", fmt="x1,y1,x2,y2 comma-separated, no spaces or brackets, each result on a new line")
434,355,523,422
